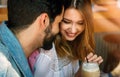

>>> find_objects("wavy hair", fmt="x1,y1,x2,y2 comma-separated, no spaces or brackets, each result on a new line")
55,0,95,61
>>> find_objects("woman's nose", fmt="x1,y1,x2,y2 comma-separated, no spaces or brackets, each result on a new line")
70,23,77,33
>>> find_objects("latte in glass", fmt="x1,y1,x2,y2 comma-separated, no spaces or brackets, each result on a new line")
81,62,100,77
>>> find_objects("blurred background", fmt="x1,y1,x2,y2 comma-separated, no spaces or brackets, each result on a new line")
92,0,120,77
0,0,7,23
0,0,120,77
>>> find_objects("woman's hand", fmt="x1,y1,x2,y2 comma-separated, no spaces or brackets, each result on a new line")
85,52,103,65
75,53,103,77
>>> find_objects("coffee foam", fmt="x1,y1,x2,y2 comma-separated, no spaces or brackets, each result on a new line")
82,62,99,72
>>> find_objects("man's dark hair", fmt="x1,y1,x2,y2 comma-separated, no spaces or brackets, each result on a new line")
7,0,64,31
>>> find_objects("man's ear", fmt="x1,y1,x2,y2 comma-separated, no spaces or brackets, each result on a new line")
37,13,50,29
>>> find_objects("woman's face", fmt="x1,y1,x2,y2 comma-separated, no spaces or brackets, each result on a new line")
60,8,85,41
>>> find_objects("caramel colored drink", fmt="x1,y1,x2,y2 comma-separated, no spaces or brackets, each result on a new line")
81,62,100,77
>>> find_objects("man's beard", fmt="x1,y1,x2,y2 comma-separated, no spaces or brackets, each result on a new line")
42,24,56,50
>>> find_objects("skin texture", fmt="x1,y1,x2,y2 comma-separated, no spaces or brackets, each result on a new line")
42,8,64,50
60,8,85,41
51,8,64,35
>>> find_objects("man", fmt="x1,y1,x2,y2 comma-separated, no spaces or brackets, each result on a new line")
0,0,64,77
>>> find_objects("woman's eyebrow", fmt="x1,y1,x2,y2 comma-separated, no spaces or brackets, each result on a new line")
63,18,84,22
62,18,72,21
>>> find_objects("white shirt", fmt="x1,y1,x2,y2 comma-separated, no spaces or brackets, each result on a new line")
34,43,79,77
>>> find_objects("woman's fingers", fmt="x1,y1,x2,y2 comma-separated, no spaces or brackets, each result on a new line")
87,53,97,61
93,56,103,64
85,53,103,64
86,53,93,59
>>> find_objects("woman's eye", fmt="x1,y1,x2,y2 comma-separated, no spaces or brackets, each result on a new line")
62,20,71,24
78,22,84,25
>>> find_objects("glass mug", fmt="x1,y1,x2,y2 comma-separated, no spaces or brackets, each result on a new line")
81,62,100,77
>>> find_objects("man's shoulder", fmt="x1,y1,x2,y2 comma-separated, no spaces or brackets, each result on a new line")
0,41,9,57
0,52,20,77
0,52,11,77
0,52,11,70
0,42,10,71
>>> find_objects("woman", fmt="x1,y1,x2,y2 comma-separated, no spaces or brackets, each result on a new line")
29,0,103,77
